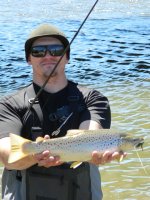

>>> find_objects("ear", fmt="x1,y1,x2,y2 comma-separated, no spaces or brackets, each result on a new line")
65,55,69,65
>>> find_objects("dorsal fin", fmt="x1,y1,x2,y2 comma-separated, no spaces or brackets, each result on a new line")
66,129,85,137
36,137,45,142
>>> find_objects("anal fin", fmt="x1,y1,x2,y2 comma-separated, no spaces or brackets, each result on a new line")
70,161,83,169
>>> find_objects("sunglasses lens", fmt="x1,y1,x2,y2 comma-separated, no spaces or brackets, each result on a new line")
48,45,64,56
31,46,46,57
31,45,65,57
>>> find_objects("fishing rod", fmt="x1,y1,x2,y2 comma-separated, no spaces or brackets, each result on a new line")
28,0,99,110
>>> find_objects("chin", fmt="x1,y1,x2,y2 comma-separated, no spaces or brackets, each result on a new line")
44,71,57,78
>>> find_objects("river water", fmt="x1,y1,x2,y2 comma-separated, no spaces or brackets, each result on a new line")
0,0,150,199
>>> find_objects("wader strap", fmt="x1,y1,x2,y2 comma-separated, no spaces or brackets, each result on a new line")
23,84,43,126
67,82,85,127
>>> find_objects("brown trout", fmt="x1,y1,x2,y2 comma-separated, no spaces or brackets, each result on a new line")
8,129,144,167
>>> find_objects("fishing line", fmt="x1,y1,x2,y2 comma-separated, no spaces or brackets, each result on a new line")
134,147,149,175
28,0,99,112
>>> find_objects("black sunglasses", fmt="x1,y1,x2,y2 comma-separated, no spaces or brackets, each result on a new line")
31,44,65,57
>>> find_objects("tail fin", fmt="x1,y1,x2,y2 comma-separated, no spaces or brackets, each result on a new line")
8,133,31,163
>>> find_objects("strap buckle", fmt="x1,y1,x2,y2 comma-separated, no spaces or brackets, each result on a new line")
28,98,39,104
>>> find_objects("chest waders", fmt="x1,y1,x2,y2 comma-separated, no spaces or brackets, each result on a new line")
19,83,92,200
26,163,91,200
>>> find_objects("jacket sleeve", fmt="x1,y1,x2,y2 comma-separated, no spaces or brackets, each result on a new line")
0,96,24,138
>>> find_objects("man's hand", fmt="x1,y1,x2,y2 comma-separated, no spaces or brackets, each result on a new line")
90,150,127,165
34,135,63,168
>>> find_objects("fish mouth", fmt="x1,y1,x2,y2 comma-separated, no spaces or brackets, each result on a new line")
135,140,144,150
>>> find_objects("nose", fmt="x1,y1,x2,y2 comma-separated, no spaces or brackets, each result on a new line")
44,51,54,58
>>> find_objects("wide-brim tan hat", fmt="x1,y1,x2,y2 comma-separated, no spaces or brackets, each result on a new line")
25,24,70,61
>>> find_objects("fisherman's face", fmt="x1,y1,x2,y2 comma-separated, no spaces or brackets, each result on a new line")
28,37,68,80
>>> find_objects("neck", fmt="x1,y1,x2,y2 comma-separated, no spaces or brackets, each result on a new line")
33,75,68,93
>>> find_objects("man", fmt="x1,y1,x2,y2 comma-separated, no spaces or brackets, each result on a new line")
0,24,125,200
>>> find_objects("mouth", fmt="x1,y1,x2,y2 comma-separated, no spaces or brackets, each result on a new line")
41,62,58,71
42,62,57,67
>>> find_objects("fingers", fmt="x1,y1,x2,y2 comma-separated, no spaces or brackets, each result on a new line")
33,135,63,168
34,150,63,168
91,150,127,166
44,135,50,140
91,151,112,165
112,151,127,162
